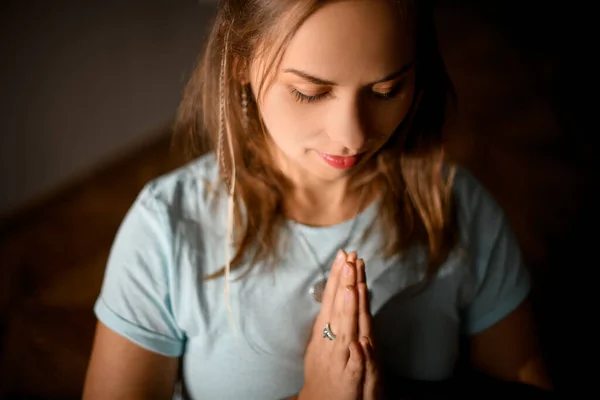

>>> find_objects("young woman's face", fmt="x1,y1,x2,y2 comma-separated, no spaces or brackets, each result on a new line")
250,0,416,183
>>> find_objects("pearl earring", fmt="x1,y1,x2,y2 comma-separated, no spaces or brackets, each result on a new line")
241,85,248,129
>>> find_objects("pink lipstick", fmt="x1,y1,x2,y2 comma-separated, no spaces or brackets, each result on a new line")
318,153,361,170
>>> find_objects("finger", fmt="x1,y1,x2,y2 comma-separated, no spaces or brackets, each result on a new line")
356,257,366,284
360,337,379,399
358,282,372,339
317,249,347,322
360,336,374,366
333,260,357,327
345,341,365,383
333,282,358,361
356,259,372,338
347,251,357,264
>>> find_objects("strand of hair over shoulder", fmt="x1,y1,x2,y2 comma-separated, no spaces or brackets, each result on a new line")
218,18,238,337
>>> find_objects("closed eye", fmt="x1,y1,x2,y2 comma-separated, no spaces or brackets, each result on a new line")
291,88,332,104
291,82,405,103
373,84,404,100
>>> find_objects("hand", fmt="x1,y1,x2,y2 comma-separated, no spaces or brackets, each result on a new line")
299,249,365,400
348,253,383,400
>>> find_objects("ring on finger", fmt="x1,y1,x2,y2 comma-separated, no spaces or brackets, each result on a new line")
323,323,336,341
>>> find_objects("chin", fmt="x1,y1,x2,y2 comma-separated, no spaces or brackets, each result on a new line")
311,167,351,182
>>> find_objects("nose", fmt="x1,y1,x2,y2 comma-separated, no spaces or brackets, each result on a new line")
327,97,367,152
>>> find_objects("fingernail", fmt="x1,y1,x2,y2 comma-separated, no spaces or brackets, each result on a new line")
343,263,350,277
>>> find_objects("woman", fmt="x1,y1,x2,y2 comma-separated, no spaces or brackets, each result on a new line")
83,0,552,398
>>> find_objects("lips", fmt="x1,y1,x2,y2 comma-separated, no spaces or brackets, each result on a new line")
318,152,361,170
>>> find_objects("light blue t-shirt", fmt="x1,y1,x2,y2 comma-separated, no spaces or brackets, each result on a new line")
94,153,530,399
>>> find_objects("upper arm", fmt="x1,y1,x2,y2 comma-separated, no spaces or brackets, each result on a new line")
83,322,179,400
469,298,552,391
85,184,187,398
454,169,551,390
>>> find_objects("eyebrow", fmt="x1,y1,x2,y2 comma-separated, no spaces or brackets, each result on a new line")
283,61,414,86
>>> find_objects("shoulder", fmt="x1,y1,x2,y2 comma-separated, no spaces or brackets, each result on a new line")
109,152,227,269
135,152,225,224
449,165,508,247
102,152,226,298
446,165,531,334
94,155,224,357
451,166,502,222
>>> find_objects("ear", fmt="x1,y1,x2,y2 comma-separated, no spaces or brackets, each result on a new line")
232,56,250,85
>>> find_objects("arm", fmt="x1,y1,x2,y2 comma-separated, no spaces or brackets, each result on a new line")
84,184,186,398
83,322,179,400
469,298,552,391
453,169,553,392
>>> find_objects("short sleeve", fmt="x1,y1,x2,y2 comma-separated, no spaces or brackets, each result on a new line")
94,184,185,357
455,169,531,335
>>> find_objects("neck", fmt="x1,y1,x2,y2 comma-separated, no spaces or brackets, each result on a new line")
274,152,373,227
288,186,365,227
293,179,351,214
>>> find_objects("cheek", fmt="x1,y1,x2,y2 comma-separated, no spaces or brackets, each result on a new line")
370,85,416,138
258,84,322,144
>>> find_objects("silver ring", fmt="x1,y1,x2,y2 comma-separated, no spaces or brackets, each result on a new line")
323,323,336,341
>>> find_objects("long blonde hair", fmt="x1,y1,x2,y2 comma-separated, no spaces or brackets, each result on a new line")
174,0,459,282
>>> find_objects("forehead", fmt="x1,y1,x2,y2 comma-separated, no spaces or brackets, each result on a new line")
280,0,414,83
